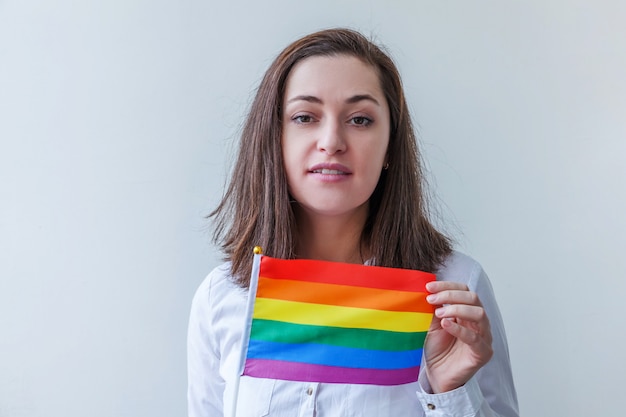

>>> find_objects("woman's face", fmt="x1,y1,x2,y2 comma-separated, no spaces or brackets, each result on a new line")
281,55,390,221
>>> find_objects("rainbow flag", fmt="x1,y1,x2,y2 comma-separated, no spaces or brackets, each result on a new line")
239,254,436,386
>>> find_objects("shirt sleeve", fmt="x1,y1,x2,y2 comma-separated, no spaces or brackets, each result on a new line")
414,259,519,417
187,272,225,417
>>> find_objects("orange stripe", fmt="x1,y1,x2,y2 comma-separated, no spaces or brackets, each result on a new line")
257,276,432,313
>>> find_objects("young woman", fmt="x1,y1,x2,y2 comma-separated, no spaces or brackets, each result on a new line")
188,28,518,417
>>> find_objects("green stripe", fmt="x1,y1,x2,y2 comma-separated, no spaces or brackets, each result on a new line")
250,319,426,352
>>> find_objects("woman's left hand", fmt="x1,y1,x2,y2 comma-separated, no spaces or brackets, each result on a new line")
423,280,493,394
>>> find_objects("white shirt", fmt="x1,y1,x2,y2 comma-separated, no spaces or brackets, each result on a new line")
187,251,519,417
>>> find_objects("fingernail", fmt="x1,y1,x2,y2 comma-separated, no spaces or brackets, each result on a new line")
426,294,436,303
435,307,445,317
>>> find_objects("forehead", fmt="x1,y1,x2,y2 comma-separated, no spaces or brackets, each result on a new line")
283,55,384,99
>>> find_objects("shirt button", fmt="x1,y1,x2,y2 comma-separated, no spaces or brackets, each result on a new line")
306,387,313,396
427,403,436,410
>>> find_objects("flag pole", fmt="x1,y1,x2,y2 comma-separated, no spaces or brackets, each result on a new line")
229,246,263,417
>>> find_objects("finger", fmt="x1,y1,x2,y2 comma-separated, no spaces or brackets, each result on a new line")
440,318,493,355
436,306,492,345
426,281,469,293
427,290,482,307
435,304,488,324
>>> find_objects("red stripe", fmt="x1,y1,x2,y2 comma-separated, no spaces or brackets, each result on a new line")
260,256,434,292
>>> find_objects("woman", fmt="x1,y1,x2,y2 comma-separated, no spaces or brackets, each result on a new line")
188,28,518,417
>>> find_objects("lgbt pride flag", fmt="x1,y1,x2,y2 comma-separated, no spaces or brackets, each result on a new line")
239,252,436,386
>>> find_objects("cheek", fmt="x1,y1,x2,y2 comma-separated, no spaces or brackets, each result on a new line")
281,142,295,171
281,133,310,166
281,141,300,186
368,138,389,165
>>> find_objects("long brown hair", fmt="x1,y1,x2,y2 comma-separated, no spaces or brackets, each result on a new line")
211,28,452,287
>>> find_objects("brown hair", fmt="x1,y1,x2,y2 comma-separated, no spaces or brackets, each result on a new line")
211,28,452,287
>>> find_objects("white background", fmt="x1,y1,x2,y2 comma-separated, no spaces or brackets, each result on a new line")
1,1,625,416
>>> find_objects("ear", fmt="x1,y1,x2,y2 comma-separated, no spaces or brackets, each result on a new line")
383,152,390,170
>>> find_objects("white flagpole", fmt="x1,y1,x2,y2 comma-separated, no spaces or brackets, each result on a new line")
229,246,263,417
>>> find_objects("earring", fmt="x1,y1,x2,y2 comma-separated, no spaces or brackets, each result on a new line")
383,162,389,170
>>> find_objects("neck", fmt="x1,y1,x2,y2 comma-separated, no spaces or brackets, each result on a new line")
293,205,369,264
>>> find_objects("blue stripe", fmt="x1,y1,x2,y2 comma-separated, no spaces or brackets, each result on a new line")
246,339,423,370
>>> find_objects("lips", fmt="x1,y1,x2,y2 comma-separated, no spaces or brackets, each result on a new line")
308,163,351,175
312,168,346,175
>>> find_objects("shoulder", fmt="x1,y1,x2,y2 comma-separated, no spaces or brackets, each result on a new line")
436,251,503,321
435,251,488,291
191,262,247,313
194,262,234,293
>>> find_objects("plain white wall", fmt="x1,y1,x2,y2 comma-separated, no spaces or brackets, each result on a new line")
1,1,624,416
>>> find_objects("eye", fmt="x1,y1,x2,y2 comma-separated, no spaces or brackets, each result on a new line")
349,116,373,126
292,114,314,124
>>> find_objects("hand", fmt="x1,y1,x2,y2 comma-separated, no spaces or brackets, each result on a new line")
423,281,493,393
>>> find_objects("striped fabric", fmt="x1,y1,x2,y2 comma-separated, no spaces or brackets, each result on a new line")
242,255,436,385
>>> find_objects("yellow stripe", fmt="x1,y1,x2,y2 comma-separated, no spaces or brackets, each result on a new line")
253,298,433,333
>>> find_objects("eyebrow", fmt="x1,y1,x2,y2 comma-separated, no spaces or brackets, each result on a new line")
286,94,381,106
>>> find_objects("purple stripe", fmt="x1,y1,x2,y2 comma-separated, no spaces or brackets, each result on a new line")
244,358,420,386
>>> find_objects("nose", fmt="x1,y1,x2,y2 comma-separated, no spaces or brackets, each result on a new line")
317,119,346,155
